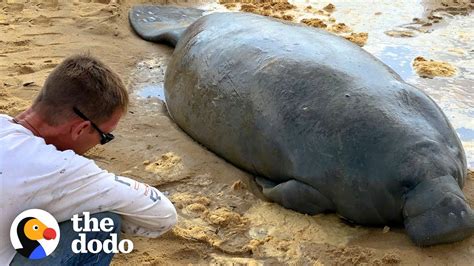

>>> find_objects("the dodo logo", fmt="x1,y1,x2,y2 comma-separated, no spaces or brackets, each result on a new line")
10,209,60,260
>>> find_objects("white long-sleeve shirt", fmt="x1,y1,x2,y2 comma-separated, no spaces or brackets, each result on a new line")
0,114,177,264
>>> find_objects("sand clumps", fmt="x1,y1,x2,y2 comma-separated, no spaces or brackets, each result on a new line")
385,0,473,38
171,192,249,229
301,18,327,28
322,3,336,13
412,56,457,78
238,202,405,264
242,202,364,260
384,15,442,38
238,1,296,21
271,14,295,21
231,180,246,190
380,253,402,264
300,12,368,46
149,157,409,264
170,192,260,254
222,1,368,46
171,192,211,209
329,23,351,33
385,30,417,38
245,201,367,245
223,3,237,9
343,32,369,47
143,152,190,185
166,175,260,256
207,207,249,228
145,152,184,176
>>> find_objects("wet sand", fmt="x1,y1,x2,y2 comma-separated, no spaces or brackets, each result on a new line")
1,0,473,265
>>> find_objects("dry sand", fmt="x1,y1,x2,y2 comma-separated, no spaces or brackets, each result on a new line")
1,0,473,265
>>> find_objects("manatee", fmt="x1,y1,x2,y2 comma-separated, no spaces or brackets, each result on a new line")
129,6,473,246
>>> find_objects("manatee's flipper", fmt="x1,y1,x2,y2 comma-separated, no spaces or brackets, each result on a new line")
129,5,204,47
403,175,474,246
255,177,334,215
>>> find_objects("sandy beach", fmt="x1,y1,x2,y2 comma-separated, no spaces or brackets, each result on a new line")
1,0,473,264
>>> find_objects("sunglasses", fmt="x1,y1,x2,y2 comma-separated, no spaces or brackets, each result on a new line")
73,107,115,145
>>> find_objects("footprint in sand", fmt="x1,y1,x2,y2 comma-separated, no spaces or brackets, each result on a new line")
0,40,32,55
0,88,29,116
8,61,58,75
10,63,36,75
30,15,52,26
2,3,25,12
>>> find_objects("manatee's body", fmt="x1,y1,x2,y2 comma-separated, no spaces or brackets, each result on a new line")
130,6,473,245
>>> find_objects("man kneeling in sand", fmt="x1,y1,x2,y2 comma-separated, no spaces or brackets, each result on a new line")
0,54,177,265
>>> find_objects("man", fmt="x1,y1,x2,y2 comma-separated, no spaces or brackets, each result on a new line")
0,54,177,265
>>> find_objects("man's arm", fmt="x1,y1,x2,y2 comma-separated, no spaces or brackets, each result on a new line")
44,154,177,237
109,175,177,237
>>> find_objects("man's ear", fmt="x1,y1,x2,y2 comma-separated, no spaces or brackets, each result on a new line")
70,120,90,141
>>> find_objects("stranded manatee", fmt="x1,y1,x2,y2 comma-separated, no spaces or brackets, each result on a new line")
129,6,473,246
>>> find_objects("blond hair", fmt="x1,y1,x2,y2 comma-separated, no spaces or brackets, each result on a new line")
33,54,129,125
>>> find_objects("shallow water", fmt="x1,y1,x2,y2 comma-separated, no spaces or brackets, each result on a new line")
329,0,474,168
133,0,474,167
137,83,166,100
132,56,167,102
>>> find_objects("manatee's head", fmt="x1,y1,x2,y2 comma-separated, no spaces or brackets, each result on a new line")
403,175,474,246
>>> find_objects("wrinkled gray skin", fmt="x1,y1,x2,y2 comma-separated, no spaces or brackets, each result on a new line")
130,6,473,246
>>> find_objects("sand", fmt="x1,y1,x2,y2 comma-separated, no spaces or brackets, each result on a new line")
239,1,296,20
0,88,29,115
412,56,458,78
329,23,351,33
382,0,472,40
343,32,369,47
323,3,336,13
300,18,327,28
145,152,184,179
230,1,369,46
1,0,473,265
384,30,417,38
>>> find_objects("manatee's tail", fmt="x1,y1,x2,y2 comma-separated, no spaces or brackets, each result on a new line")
129,5,204,47
403,175,474,246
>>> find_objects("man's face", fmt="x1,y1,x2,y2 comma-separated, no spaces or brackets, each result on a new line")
71,109,123,155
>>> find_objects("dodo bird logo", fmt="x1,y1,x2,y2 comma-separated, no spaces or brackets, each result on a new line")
10,209,60,260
